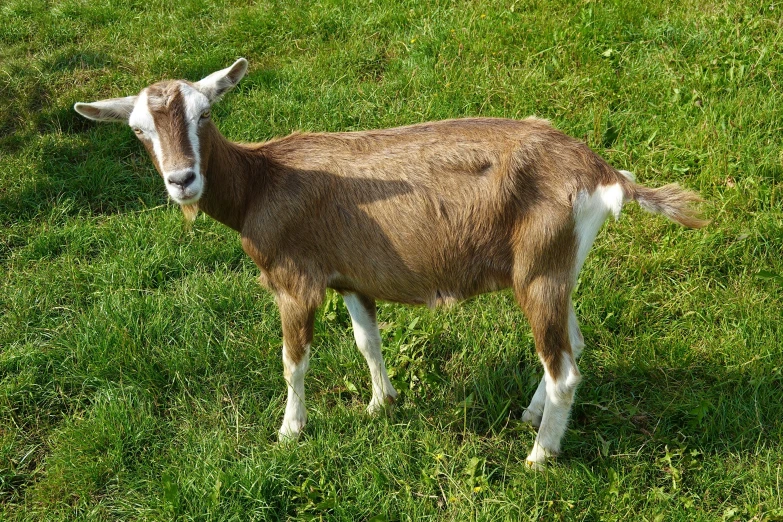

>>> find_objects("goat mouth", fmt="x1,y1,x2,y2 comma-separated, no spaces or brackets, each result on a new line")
167,185,203,205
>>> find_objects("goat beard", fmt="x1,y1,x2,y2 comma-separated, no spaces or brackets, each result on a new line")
181,203,199,224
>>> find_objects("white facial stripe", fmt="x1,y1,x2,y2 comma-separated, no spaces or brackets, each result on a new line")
178,82,210,184
179,82,211,117
128,90,166,169
128,90,153,131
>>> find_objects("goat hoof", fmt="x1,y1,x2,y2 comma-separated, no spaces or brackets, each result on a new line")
525,458,547,472
278,421,305,443
278,430,302,444
367,392,398,415
521,409,543,428
525,441,556,471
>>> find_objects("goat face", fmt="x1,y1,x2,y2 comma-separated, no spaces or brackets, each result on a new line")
74,58,249,206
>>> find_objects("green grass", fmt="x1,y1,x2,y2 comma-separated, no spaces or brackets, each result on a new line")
1,0,782,519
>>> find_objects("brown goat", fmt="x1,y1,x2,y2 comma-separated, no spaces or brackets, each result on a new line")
75,59,706,468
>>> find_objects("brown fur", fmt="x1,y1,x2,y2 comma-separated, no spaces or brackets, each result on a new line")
133,90,705,384
203,118,568,369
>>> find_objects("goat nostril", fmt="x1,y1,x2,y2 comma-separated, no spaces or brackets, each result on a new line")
170,171,196,188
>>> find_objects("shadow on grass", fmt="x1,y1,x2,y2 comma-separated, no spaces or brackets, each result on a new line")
0,49,113,145
0,48,164,227
382,324,781,464
0,130,163,227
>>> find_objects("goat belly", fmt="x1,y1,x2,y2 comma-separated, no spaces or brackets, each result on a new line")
326,266,510,307
428,289,460,308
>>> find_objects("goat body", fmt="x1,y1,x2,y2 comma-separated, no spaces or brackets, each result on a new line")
75,59,706,468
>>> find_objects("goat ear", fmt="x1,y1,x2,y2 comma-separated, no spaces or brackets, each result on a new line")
195,58,248,102
74,96,138,122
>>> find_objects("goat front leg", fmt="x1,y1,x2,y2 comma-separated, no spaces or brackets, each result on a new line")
277,294,317,441
342,293,398,413
522,301,585,428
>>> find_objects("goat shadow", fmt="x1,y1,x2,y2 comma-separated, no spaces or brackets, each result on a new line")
333,308,782,466
0,53,165,228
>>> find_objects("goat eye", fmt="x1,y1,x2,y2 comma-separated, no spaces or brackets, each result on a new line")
200,110,211,120
132,127,143,135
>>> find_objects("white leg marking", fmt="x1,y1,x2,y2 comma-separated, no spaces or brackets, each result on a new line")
522,376,547,428
342,294,398,413
524,302,584,429
573,183,625,278
569,301,585,360
526,354,582,468
279,343,310,441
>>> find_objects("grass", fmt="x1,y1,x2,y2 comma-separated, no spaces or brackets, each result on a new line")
1,0,782,519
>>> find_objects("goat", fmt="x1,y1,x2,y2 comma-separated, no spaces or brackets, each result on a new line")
74,58,707,468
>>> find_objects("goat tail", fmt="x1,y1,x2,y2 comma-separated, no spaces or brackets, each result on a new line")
618,171,709,229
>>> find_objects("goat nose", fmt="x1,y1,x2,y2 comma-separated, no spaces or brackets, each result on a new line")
168,170,196,188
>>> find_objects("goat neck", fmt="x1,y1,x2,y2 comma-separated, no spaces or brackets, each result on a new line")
196,122,262,232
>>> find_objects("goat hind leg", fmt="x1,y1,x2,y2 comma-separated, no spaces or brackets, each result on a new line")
522,301,584,428
521,375,547,428
567,301,585,359
518,283,582,468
